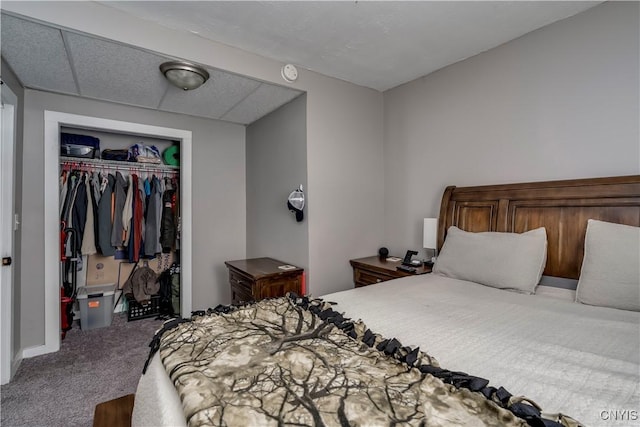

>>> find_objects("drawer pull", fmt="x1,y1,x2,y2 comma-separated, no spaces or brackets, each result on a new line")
231,277,246,286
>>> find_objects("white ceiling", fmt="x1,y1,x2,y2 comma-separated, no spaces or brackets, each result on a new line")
1,2,601,125
0,13,303,125
101,1,601,91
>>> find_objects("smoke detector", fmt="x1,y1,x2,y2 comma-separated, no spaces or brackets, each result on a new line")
281,64,298,83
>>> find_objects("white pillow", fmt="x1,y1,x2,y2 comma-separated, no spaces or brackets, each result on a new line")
576,219,640,311
433,226,547,294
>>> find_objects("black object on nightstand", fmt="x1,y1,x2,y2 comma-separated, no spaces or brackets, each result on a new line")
397,264,417,273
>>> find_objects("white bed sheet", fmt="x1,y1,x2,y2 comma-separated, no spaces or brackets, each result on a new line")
133,274,640,427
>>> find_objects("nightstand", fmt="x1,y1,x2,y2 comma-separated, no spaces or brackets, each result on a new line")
350,256,431,288
225,258,303,304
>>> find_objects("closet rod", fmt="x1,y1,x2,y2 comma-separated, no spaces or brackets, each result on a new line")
60,156,179,175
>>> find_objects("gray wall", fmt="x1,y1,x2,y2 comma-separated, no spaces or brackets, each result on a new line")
1,59,24,359
383,2,640,257
246,94,308,271
305,76,384,295
5,1,386,300
21,90,246,348
7,1,635,350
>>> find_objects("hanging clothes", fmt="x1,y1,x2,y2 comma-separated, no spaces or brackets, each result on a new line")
160,184,176,254
144,177,151,198
96,174,116,256
61,171,78,259
61,172,79,226
59,172,68,217
144,176,162,256
122,174,134,244
138,175,147,247
59,157,179,263
91,172,102,206
173,178,180,251
81,173,97,255
126,177,137,262
59,171,87,264
90,172,102,250
64,172,87,259
99,173,108,194
127,174,145,263
111,171,128,248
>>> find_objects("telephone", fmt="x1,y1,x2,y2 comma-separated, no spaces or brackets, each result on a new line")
402,250,421,266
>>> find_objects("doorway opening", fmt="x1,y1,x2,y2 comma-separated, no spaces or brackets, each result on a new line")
32,111,192,357
1,81,18,384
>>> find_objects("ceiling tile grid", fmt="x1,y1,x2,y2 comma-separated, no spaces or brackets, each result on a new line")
1,14,78,94
1,12,302,125
222,83,302,125
159,68,263,120
64,32,171,109
2,1,602,123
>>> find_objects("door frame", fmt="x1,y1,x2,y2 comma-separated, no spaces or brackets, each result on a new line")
32,111,192,357
1,81,18,384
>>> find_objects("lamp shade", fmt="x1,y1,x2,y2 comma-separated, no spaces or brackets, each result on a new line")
423,218,438,249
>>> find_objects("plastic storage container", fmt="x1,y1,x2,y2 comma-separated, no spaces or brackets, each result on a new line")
77,284,116,330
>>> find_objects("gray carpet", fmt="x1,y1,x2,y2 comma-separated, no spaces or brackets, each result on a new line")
0,313,164,427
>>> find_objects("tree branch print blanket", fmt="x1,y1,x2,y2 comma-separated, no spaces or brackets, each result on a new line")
146,295,582,427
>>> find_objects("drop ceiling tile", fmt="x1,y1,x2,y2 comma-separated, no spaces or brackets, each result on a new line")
222,84,303,125
1,14,303,125
1,14,78,94
64,32,169,108
159,69,261,119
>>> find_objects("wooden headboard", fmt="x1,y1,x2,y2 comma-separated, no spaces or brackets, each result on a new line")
438,175,640,280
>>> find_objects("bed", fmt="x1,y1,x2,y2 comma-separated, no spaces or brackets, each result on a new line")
133,175,640,427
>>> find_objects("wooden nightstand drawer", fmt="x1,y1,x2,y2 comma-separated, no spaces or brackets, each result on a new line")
229,270,253,303
355,269,395,287
350,256,431,288
229,270,252,294
231,283,253,304
225,258,304,304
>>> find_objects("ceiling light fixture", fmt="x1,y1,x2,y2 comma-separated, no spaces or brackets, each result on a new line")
160,60,210,91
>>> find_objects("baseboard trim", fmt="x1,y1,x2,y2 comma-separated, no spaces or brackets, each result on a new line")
11,354,21,377
25,297,127,360
22,344,56,359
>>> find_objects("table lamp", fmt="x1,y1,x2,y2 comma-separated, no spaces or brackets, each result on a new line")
423,218,438,266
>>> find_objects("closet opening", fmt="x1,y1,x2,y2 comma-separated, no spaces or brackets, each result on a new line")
59,127,180,335
37,111,192,357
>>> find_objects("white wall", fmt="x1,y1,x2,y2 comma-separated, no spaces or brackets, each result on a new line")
1,58,24,363
246,94,308,271
383,2,640,256
4,1,385,300
21,90,245,348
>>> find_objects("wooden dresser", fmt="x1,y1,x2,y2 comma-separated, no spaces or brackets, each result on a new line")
225,258,304,304
350,256,431,288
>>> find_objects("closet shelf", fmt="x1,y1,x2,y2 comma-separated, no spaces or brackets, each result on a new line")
60,156,179,173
